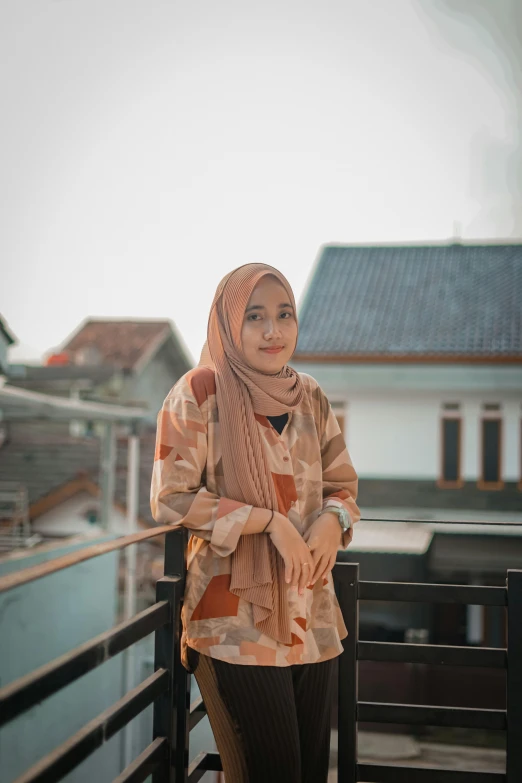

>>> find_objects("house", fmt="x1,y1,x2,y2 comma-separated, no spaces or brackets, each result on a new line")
0,338,216,781
0,419,162,600
7,318,194,424
0,344,158,781
292,240,522,655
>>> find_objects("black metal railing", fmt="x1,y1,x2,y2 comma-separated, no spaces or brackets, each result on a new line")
1,521,521,782
333,563,522,783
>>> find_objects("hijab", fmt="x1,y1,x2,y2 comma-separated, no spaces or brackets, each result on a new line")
198,263,305,644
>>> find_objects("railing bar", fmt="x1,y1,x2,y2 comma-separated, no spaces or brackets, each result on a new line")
188,751,222,780
358,640,507,668
506,569,522,782
152,563,188,783
0,601,171,727
12,669,169,783
112,737,167,783
357,701,506,730
356,762,505,782
187,752,208,783
334,562,359,783
189,694,204,715
358,581,507,606
3,518,518,595
361,517,522,526
189,695,207,732
0,525,174,595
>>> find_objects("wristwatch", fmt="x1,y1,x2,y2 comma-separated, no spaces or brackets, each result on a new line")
326,505,352,533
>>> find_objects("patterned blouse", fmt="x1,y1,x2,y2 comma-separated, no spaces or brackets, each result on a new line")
150,366,360,670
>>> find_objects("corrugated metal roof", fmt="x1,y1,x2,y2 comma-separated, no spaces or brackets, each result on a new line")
295,242,522,357
0,421,157,525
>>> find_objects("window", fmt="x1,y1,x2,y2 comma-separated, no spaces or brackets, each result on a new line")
518,416,522,490
438,403,462,488
442,419,461,483
439,417,462,487
83,508,99,525
479,417,503,489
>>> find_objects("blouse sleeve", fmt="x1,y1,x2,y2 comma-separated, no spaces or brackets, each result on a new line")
150,383,253,557
318,390,361,550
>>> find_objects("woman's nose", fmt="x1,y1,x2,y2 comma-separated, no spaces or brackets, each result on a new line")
264,319,282,338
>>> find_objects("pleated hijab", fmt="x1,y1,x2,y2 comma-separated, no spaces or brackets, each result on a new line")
198,263,305,644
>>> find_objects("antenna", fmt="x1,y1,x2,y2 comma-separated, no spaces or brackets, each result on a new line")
452,220,462,244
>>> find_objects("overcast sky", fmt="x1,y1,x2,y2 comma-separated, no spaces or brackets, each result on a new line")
1,0,520,365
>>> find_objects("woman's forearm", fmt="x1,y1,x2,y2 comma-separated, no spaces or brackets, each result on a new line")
242,507,287,534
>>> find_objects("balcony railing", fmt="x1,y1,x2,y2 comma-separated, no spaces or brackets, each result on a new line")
0,521,521,782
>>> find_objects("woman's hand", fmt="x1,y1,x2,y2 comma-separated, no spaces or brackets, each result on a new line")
303,512,343,586
267,512,314,596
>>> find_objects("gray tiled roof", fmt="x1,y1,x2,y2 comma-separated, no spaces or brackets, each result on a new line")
295,243,522,356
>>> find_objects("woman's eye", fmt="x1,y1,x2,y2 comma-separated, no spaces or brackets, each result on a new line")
246,311,293,322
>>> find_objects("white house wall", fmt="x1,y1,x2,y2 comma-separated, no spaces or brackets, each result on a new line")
293,362,522,482
347,393,438,479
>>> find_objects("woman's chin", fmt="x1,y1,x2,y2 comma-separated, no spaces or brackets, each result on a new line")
248,354,286,374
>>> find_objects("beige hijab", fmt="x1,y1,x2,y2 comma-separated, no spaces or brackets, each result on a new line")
198,263,305,644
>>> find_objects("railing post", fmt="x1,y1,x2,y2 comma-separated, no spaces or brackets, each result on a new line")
153,528,190,783
506,569,522,783
333,561,359,783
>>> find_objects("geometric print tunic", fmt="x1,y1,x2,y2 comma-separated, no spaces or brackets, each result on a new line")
150,366,360,671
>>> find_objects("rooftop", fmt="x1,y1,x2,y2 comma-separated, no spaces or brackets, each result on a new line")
59,318,180,371
295,242,522,359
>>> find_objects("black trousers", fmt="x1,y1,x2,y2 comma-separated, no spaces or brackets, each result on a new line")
187,646,336,783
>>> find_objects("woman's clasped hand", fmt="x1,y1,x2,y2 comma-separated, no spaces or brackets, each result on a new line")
266,512,315,595
303,511,344,586
266,511,343,595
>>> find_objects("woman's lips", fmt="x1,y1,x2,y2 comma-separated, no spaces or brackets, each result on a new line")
260,346,284,354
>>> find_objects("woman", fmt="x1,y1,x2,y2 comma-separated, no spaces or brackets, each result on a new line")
150,263,360,783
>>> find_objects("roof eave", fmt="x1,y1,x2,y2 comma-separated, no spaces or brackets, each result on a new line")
0,319,16,346
293,353,522,365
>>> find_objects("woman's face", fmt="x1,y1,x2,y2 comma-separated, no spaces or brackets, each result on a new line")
240,276,298,373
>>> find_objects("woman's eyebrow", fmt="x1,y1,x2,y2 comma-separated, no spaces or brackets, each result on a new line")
245,302,293,313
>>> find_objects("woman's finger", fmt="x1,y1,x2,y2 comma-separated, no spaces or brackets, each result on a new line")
322,554,336,582
298,555,311,595
311,552,328,584
291,555,300,588
285,557,293,586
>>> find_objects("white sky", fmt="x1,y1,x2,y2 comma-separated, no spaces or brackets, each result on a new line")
1,0,520,365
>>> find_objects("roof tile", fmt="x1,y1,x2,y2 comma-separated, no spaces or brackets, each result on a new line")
295,243,522,356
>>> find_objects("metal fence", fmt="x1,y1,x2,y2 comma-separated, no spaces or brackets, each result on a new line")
1,523,521,783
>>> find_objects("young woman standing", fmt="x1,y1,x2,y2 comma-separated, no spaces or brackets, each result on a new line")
151,263,360,783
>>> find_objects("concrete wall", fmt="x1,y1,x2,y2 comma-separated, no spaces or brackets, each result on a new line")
0,536,124,783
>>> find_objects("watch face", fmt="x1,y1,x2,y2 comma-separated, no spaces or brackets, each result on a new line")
338,508,350,529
